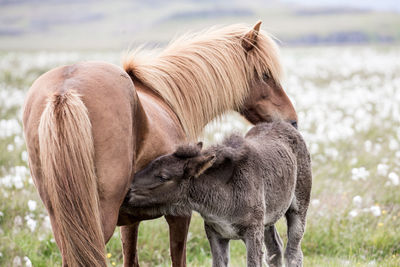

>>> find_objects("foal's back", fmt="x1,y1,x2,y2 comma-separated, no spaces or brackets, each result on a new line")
245,121,311,267
242,121,303,225
247,121,312,211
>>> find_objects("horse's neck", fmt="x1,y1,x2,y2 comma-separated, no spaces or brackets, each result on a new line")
133,83,186,170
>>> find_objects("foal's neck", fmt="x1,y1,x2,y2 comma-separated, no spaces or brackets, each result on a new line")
188,171,234,216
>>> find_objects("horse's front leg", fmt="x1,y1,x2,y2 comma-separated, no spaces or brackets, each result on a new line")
165,215,192,267
121,222,141,267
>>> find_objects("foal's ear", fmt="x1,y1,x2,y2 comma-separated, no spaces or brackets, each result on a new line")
196,141,203,150
242,21,262,51
186,153,216,178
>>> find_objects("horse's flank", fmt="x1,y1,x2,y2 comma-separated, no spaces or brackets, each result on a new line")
123,24,283,140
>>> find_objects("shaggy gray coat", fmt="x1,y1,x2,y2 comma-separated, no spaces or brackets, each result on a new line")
121,121,312,267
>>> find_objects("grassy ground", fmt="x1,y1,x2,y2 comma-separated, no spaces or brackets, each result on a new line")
1,46,400,266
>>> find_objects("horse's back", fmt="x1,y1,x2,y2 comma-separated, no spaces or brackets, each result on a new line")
23,61,137,241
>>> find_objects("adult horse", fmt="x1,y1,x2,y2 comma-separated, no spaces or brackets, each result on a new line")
22,22,297,266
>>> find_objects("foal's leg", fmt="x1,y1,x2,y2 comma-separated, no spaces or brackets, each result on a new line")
284,208,306,267
165,215,191,267
264,225,283,267
244,226,264,267
121,222,140,267
204,223,230,267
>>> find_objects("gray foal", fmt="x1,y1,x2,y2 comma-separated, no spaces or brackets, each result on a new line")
121,121,312,267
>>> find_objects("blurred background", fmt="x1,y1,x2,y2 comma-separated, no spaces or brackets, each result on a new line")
1,0,400,266
0,0,399,50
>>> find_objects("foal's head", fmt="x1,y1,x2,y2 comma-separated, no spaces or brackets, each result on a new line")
127,142,216,207
238,22,298,128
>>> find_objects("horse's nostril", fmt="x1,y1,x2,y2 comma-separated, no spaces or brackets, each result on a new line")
290,120,298,129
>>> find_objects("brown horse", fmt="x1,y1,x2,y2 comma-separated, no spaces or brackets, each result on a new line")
22,22,297,266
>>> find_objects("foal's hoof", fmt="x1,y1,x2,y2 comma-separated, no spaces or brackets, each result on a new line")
285,258,303,267
267,254,283,267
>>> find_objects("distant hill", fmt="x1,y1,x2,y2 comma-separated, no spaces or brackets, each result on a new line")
0,0,399,50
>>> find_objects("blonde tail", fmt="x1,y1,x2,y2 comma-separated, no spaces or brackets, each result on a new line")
38,90,106,266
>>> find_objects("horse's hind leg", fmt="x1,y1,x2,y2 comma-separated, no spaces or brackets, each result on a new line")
264,225,283,267
284,207,306,267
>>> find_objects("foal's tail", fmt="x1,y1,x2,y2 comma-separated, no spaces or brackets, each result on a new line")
38,90,107,267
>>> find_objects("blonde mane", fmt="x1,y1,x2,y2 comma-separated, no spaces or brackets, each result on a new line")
122,24,282,140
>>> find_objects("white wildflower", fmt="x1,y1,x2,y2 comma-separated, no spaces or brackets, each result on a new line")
14,176,24,189
21,151,29,162
25,215,37,232
7,143,14,151
14,135,24,147
370,206,381,217
43,215,51,229
388,172,399,186
0,119,21,138
28,200,37,211
311,199,320,206
325,148,339,159
374,144,382,153
364,140,372,152
352,195,362,207
376,163,389,176
389,139,399,150
310,143,319,154
351,167,369,181
349,210,358,217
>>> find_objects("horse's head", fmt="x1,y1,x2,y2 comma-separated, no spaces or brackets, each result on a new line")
238,22,298,128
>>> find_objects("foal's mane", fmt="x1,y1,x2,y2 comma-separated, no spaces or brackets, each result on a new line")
123,24,282,140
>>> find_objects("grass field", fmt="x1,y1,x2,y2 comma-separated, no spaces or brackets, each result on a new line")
1,46,400,266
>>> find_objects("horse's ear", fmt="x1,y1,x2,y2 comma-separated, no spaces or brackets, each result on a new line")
242,21,262,52
185,153,216,178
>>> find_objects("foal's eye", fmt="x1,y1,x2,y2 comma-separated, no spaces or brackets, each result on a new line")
262,73,269,80
155,174,169,181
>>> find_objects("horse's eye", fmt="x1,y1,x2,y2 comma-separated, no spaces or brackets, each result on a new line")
262,73,269,80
